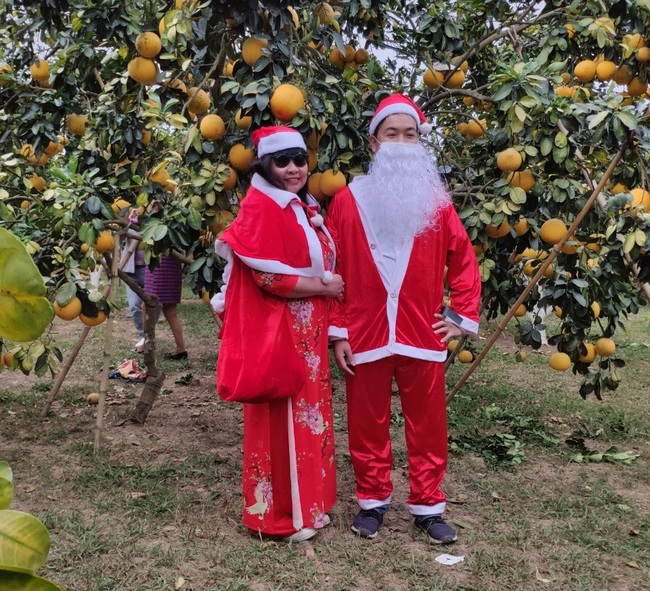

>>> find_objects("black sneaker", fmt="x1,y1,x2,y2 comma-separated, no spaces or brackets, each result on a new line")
415,515,457,544
351,509,384,539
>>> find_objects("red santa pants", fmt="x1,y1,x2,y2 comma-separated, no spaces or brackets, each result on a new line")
346,355,448,515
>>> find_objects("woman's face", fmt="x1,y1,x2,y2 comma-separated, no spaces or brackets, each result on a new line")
268,152,309,193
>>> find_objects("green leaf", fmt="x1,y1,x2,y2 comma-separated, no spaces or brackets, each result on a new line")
0,229,54,342
554,132,567,148
635,229,647,246
616,111,638,130
514,104,527,122
152,225,168,241
540,138,553,156
491,82,514,102
552,145,568,164
0,477,13,511
0,510,50,574
55,283,77,307
0,571,63,591
509,187,527,204
588,110,610,129
623,232,635,253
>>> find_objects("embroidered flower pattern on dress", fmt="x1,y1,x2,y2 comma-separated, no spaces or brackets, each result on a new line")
257,272,277,286
295,399,326,435
304,351,321,381
311,505,328,528
245,479,273,519
288,299,314,328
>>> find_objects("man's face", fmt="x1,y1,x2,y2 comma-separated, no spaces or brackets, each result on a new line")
370,113,419,153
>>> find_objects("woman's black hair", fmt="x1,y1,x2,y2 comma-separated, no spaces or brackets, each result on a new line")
251,152,309,201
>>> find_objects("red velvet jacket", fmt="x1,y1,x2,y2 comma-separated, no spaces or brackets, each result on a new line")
326,184,480,364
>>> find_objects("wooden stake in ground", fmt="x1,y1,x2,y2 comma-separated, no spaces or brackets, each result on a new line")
129,286,165,424
446,140,629,406
40,326,92,418
94,234,121,453
41,234,138,418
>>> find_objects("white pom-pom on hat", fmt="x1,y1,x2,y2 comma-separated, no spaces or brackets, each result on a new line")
321,271,333,284
310,213,324,227
419,122,433,136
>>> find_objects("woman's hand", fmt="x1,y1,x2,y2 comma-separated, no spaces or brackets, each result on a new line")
322,273,344,298
432,313,463,342
333,339,355,375
289,274,345,298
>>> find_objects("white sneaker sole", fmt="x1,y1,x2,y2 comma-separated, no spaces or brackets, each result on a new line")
285,528,318,542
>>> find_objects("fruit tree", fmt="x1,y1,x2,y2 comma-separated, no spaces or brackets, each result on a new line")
0,0,649,400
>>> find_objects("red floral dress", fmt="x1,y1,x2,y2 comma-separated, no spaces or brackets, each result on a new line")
241,228,336,537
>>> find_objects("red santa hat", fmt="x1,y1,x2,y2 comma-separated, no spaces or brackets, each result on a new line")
369,94,432,136
251,126,307,157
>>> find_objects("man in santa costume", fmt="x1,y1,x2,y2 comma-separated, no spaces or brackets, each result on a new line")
327,94,481,544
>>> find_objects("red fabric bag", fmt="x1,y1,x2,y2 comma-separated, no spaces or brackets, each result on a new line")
216,257,306,404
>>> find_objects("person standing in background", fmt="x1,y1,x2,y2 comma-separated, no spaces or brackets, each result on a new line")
123,208,146,353
144,253,187,360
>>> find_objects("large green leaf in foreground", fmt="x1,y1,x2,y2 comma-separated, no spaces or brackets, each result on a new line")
0,461,14,510
0,227,53,342
0,510,50,574
0,570,63,591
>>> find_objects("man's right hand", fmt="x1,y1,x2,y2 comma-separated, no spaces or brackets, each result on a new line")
333,339,356,375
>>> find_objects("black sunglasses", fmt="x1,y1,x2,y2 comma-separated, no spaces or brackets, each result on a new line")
272,152,309,168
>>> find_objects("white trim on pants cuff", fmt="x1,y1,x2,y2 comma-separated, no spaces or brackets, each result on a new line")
409,501,447,516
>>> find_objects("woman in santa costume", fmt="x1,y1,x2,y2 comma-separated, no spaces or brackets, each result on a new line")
212,126,344,541
327,94,481,544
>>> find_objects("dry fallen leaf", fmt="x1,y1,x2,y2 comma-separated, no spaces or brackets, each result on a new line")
451,519,474,530
175,576,185,589
129,491,147,499
304,542,316,559
626,561,641,570
535,568,552,583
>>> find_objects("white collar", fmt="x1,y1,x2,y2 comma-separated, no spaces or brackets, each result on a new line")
251,173,300,209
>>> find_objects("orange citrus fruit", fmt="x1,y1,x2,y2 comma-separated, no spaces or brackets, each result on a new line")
80,311,107,327
199,114,226,140
95,230,115,254
135,32,162,58
187,87,211,114
228,143,255,171
221,166,237,191
549,352,571,371
496,148,522,172
457,350,473,363
67,114,88,136
573,60,597,82
308,173,326,201
508,169,535,191
127,57,159,85
54,297,83,321
270,83,305,122
319,169,347,196
578,343,597,363
540,218,567,244
594,337,616,357
485,220,511,238
242,37,268,66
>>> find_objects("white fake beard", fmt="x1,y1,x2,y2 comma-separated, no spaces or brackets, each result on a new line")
360,142,451,242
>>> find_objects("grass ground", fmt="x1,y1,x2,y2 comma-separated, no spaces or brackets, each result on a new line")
1,287,649,591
